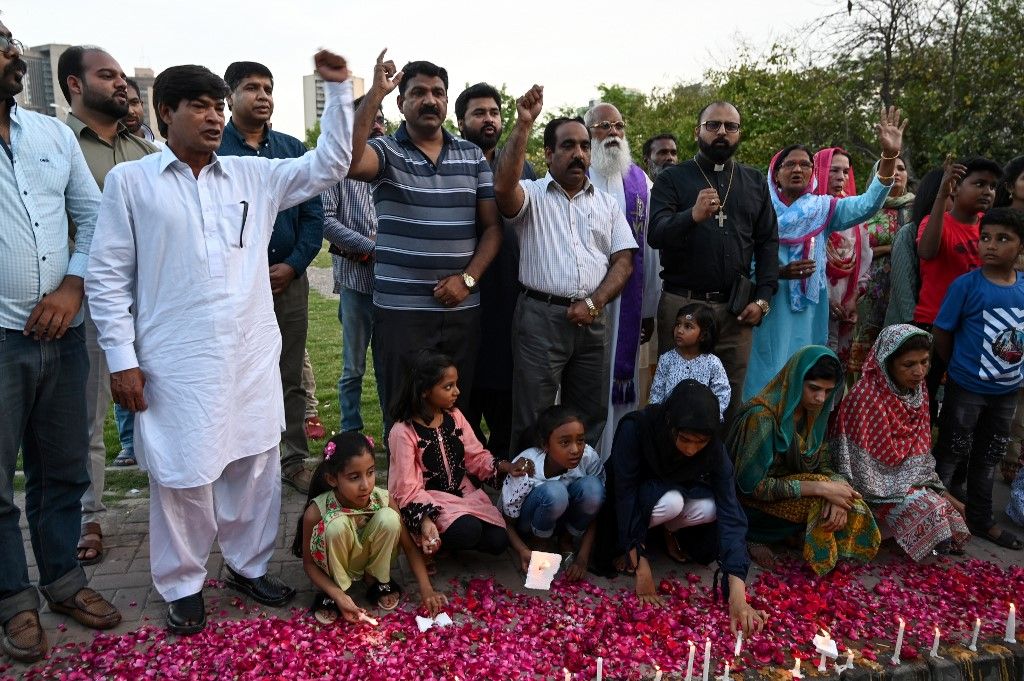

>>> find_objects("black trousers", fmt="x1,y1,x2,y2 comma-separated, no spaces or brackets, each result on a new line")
373,306,481,437
440,514,508,554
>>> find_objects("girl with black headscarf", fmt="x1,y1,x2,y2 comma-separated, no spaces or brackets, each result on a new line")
601,380,766,635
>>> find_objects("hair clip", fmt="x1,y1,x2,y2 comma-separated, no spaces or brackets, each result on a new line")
683,314,695,320
365,435,375,450
324,441,337,460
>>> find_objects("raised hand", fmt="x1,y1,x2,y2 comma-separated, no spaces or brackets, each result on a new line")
516,85,544,126
876,105,908,156
372,48,403,95
313,49,350,83
939,155,967,198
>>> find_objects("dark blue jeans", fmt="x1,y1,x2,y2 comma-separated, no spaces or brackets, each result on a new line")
933,378,1017,530
0,326,90,623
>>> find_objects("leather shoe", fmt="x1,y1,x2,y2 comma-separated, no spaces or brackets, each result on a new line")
48,587,121,629
167,592,206,635
2,610,48,663
225,566,295,607
281,466,313,495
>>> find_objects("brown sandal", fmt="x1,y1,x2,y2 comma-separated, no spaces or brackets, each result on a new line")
77,522,104,566
48,587,121,630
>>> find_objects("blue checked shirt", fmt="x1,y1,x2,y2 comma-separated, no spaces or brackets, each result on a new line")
322,178,375,295
0,103,100,330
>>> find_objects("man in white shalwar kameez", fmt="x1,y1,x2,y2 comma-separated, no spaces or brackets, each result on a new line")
585,103,662,462
86,51,356,635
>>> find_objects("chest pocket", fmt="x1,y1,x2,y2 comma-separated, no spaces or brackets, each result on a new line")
37,154,71,194
220,201,249,249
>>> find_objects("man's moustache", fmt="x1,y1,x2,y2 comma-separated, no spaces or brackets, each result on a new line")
4,59,27,76
569,159,586,170
419,106,440,116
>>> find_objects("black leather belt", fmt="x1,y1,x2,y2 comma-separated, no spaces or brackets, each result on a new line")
522,287,576,307
664,285,729,303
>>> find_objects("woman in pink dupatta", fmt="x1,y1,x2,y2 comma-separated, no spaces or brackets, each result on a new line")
815,147,873,378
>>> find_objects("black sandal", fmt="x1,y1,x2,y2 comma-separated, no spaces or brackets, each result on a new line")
970,524,1023,550
366,581,403,611
167,592,206,635
310,592,339,625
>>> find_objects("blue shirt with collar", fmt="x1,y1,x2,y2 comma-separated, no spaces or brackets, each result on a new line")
0,100,100,330
217,119,324,275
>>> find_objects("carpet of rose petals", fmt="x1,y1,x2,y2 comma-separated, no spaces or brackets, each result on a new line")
4,558,1021,680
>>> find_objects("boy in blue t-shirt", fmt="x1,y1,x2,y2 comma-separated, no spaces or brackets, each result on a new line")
933,207,1024,551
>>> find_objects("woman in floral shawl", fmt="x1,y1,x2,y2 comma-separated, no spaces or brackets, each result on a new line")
830,325,969,560
742,105,906,399
728,346,881,575
848,159,916,379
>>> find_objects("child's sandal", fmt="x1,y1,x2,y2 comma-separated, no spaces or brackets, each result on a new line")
310,592,339,625
366,581,403,611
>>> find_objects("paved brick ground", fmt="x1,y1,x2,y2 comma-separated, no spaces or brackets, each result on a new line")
4,468,1021,678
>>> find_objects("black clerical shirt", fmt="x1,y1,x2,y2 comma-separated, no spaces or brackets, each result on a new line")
648,153,779,303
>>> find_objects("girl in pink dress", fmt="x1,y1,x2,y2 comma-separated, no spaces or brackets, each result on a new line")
388,350,529,561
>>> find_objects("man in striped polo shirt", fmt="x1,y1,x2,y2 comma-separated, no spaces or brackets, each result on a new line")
348,53,501,432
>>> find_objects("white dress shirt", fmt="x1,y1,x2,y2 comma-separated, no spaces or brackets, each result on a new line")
510,174,637,299
86,80,354,488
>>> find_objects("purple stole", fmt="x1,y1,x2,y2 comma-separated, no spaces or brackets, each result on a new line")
611,164,649,405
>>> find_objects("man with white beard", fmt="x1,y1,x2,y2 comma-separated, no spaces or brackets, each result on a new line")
584,103,661,462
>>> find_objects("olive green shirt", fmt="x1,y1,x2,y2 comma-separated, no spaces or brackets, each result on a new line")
65,113,159,191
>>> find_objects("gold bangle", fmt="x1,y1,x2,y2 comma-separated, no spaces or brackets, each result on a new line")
877,173,896,182
880,150,901,160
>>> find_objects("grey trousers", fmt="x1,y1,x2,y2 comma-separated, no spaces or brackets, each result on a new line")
274,273,310,472
510,294,610,454
657,291,752,425
81,305,110,526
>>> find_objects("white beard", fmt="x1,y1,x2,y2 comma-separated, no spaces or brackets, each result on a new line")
590,137,633,178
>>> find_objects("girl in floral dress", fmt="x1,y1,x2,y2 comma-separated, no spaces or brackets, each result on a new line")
292,432,445,624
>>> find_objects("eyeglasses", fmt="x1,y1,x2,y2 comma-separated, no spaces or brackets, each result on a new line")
700,120,741,133
0,35,25,55
589,121,626,132
780,160,814,170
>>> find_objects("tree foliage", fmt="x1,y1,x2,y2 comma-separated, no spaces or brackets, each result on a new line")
305,0,1022,186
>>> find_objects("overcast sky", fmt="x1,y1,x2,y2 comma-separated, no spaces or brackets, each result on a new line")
5,0,839,139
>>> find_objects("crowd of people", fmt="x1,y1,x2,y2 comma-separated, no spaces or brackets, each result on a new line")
3,23,1024,666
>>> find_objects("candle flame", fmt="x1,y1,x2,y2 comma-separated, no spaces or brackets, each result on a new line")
898,617,904,625
935,627,940,634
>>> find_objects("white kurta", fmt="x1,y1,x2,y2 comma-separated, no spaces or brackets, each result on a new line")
87,80,355,489
592,165,661,462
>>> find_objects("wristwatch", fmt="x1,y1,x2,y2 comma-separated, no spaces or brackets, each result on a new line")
584,297,600,318
754,299,771,318
461,272,477,290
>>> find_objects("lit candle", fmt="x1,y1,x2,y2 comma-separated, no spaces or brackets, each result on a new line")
836,651,854,673
734,631,743,658
817,652,827,672
564,668,571,681
930,627,941,657
702,638,712,681
653,665,663,681
685,641,696,681
721,662,730,681
891,617,905,665
1006,603,1017,644
596,657,603,681
790,656,803,679
969,618,980,651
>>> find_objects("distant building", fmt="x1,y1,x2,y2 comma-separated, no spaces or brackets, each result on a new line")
15,43,70,116
303,73,364,132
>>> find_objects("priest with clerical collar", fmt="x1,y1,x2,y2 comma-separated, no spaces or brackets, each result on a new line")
648,101,779,424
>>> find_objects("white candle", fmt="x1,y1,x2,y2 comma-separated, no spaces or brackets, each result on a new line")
653,665,663,681
596,657,603,681
892,617,905,665
721,662,730,681
685,641,696,681
702,638,712,681
1006,603,1017,643
817,652,827,672
969,618,981,651
930,627,941,657
734,631,743,658
564,668,571,681
791,656,803,679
